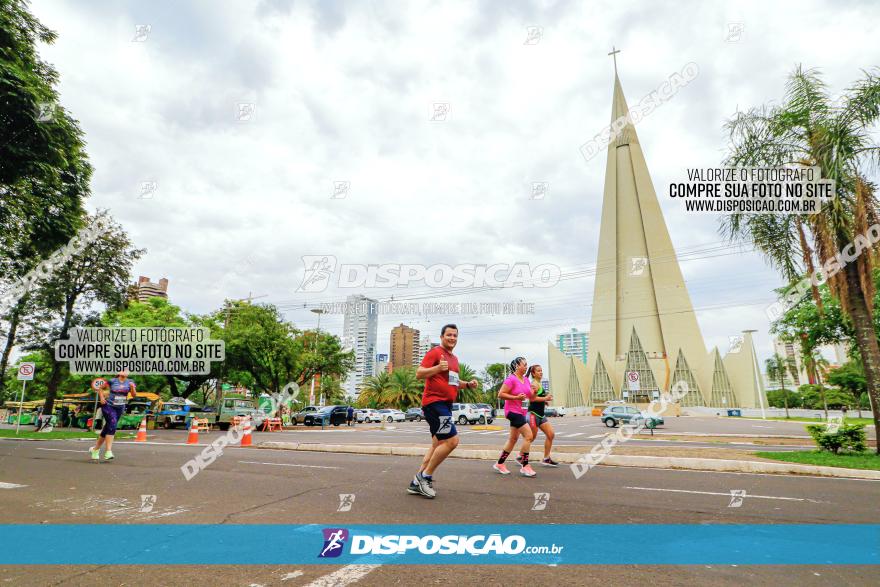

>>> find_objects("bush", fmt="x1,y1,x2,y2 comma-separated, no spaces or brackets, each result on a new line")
805,423,867,454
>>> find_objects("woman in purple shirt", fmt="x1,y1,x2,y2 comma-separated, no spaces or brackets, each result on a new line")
493,357,537,477
89,370,136,461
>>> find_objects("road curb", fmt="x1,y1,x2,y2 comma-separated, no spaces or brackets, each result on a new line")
257,441,880,480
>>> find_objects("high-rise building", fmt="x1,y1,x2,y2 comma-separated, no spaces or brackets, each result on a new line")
549,64,763,409
342,294,378,397
555,328,589,364
771,337,849,387
390,324,420,371
418,335,437,360
375,353,391,374
130,276,169,302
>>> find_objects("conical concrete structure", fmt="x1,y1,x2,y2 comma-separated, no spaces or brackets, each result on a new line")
550,67,761,408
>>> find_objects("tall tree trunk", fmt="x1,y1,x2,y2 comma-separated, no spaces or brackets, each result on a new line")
42,298,75,416
843,264,880,453
0,299,24,399
781,374,789,419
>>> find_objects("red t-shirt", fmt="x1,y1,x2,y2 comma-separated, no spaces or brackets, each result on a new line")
420,345,461,405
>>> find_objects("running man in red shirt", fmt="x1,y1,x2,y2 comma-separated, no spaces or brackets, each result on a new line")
407,324,478,498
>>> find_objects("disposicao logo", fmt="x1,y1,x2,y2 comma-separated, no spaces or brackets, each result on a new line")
319,528,349,558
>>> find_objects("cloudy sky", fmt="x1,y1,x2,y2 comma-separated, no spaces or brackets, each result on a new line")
32,0,879,373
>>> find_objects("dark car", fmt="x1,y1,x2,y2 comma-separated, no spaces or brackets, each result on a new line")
405,408,423,422
304,405,348,426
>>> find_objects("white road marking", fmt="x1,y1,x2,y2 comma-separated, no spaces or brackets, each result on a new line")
36,448,85,452
304,564,380,587
238,460,341,470
0,482,27,489
564,433,584,438
623,486,824,503
587,434,606,439
478,431,499,435
281,570,304,581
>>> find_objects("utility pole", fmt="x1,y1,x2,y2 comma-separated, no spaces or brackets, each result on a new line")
310,308,326,405
498,346,511,413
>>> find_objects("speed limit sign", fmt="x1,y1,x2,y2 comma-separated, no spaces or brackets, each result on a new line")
92,378,108,391
17,363,35,381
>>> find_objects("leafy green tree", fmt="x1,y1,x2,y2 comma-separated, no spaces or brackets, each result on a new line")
766,388,804,409
721,66,880,451
222,303,298,396
100,297,187,395
23,213,143,415
827,361,868,416
0,1,94,400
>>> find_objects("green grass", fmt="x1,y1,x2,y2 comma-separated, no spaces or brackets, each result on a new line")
0,429,134,440
764,416,875,426
755,450,880,471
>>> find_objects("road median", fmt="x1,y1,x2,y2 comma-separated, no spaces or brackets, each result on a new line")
257,441,880,480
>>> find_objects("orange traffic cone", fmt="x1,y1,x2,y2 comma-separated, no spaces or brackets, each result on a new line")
240,417,252,447
186,422,199,445
135,417,148,442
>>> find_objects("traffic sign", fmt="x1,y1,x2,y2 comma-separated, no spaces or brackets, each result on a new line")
92,378,108,391
17,363,35,381
626,370,640,391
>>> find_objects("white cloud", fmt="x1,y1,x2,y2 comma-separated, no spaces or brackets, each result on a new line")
30,0,879,370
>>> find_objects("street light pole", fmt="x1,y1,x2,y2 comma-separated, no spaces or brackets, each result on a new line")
498,346,511,413
310,308,326,406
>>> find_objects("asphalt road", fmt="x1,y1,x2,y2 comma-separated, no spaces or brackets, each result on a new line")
0,434,877,586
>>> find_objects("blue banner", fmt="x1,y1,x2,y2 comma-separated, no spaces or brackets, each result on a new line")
0,524,877,565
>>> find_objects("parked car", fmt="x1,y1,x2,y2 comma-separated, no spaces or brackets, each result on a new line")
378,408,406,423
545,407,561,417
601,405,663,428
293,405,321,425
469,403,494,424
359,409,381,423
475,403,496,418
304,405,348,426
451,403,482,425
405,408,423,421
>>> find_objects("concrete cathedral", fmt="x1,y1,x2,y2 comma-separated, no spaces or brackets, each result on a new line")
549,65,764,410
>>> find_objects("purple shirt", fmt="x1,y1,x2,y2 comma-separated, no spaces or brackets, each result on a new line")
502,374,534,416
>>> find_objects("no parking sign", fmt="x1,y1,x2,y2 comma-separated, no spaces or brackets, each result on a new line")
626,370,640,391
17,363,35,381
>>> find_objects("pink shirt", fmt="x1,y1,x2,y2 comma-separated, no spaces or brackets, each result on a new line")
502,373,534,416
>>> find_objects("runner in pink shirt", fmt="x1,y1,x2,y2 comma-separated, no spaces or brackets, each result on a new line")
493,356,537,477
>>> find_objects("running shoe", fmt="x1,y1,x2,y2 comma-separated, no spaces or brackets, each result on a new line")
493,463,510,475
406,480,420,495
520,464,536,477
89,447,100,461
541,457,559,467
413,473,435,498
103,450,114,461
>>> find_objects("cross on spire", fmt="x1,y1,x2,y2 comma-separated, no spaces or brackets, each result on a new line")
608,46,621,75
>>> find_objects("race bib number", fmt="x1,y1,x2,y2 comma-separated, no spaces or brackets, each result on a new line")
111,394,127,406
521,395,529,410
448,370,459,387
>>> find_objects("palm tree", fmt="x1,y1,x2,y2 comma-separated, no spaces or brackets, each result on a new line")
721,66,880,452
456,363,482,403
766,354,795,418
381,367,422,409
358,371,391,408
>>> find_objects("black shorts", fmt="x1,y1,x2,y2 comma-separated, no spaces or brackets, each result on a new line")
422,401,458,440
506,411,529,429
